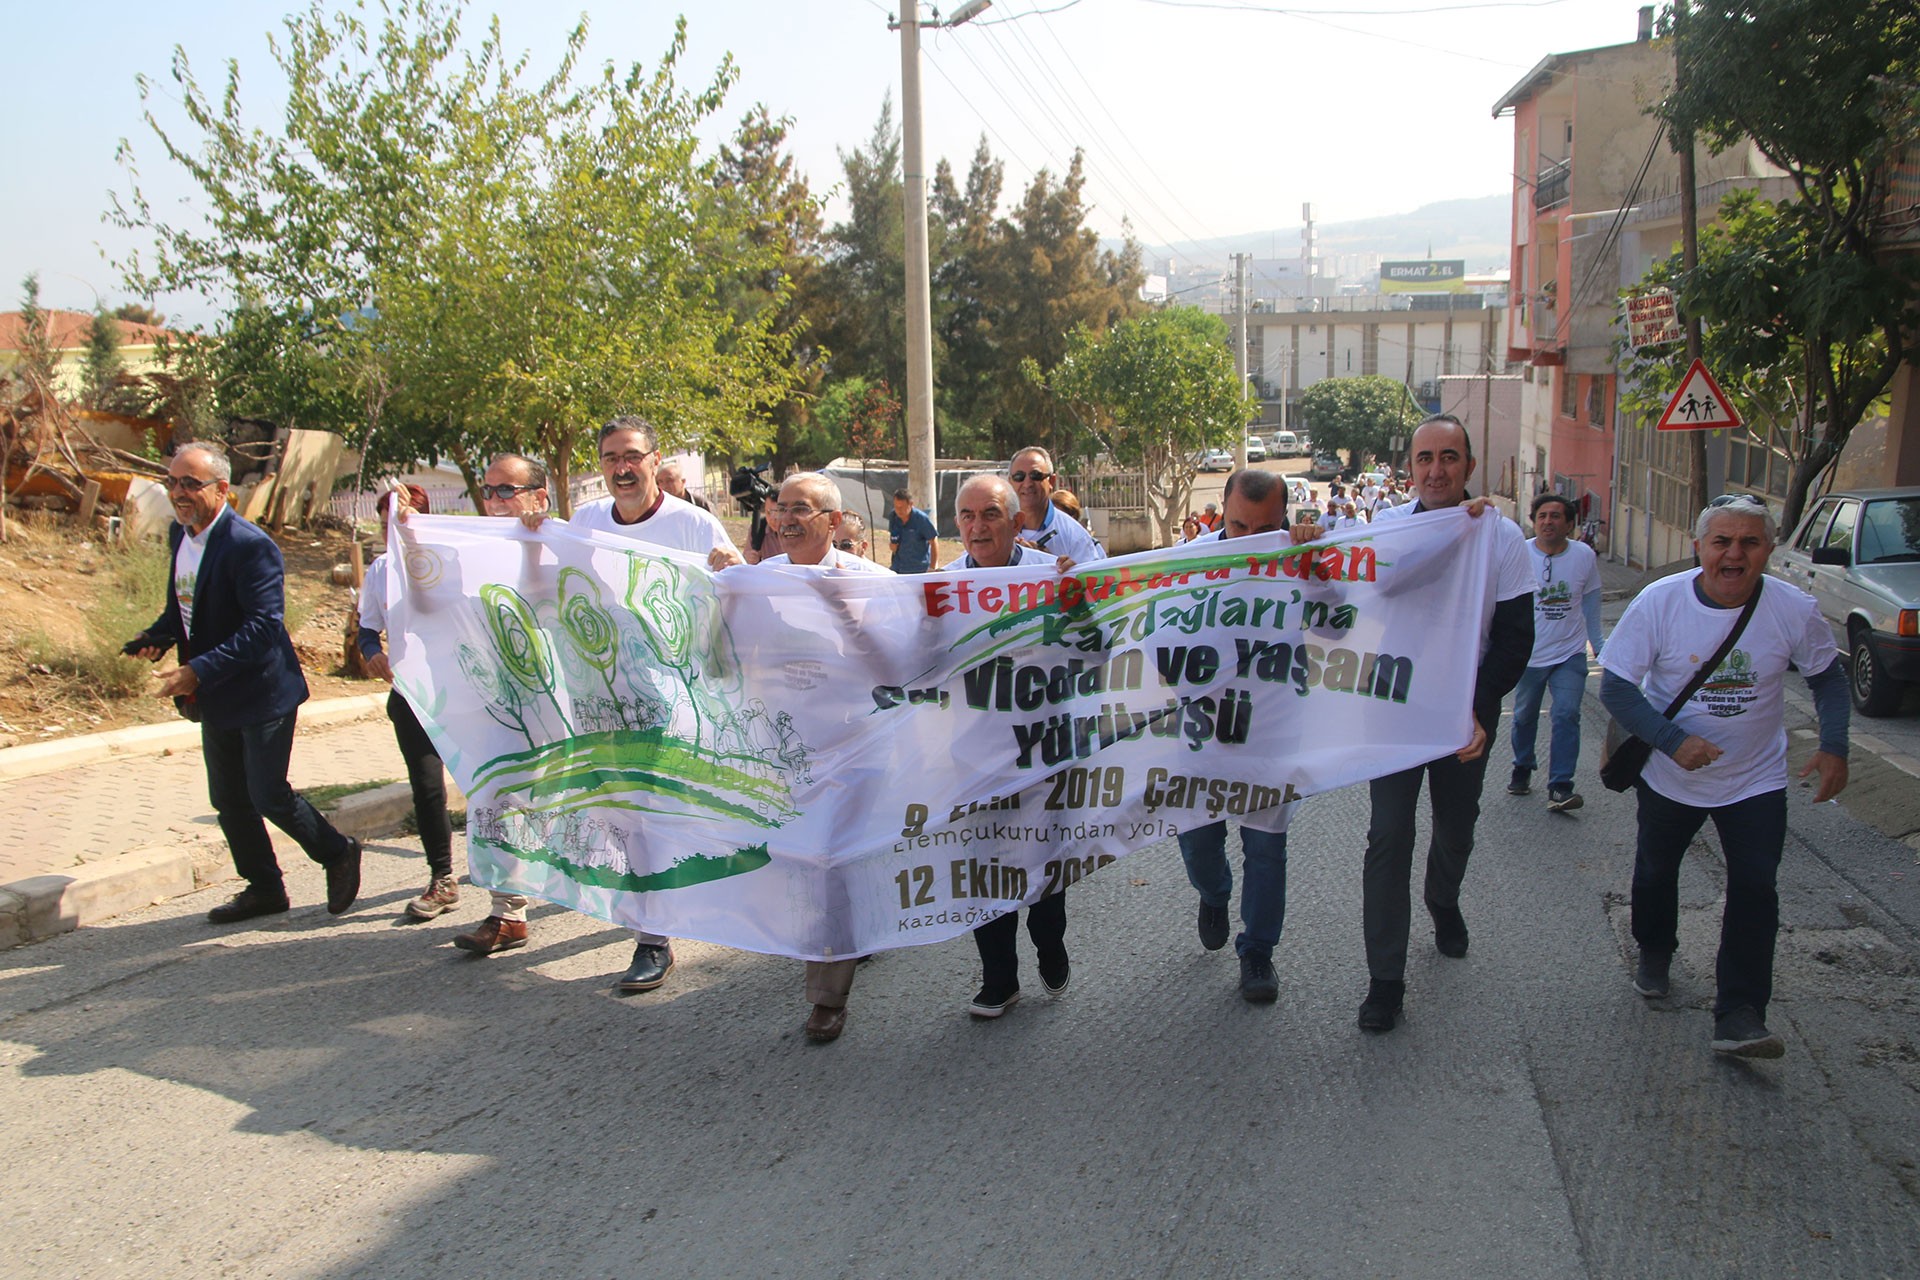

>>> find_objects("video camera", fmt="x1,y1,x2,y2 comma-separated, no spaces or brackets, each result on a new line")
729,464,776,514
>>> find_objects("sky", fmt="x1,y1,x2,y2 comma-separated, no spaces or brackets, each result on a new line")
2,0,1650,325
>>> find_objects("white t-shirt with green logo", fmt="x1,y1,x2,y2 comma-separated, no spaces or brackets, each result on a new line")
1528,538,1600,666
1600,570,1836,806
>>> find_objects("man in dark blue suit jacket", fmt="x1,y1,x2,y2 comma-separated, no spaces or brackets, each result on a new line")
129,442,362,924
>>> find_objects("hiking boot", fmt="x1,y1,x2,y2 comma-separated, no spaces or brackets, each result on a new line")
1508,766,1532,796
1547,786,1584,813
405,875,461,919
453,916,528,955
1711,1006,1785,1059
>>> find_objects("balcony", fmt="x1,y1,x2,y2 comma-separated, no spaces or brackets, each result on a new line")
1534,158,1570,213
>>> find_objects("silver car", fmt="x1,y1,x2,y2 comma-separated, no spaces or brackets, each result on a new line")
1773,488,1920,716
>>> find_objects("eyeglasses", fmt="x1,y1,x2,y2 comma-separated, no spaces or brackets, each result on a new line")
163,475,213,493
770,503,829,519
481,482,537,500
600,450,656,468
1008,470,1051,483
833,539,858,551
1709,493,1767,510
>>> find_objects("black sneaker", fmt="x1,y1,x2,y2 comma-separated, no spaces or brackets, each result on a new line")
1197,900,1230,951
1711,1006,1785,1059
324,837,363,915
1546,786,1584,813
1239,954,1279,1003
1357,978,1404,1032
1038,946,1070,995
969,985,1021,1018
1430,903,1469,958
1633,950,1671,998
1508,767,1532,796
206,886,290,925
614,943,675,993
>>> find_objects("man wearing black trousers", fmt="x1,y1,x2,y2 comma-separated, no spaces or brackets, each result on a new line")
1356,416,1534,1032
129,442,361,923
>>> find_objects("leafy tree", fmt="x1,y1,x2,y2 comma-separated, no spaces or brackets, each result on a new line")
1040,307,1254,542
81,309,137,413
817,99,913,412
814,376,902,461
1296,375,1422,464
112,302,167,328
1656,0,1920,530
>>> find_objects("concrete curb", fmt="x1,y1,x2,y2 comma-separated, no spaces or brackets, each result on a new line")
0,692,389,783
0,778,469,949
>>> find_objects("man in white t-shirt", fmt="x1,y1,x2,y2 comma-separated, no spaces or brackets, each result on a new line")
1357,415,1535,1033
1009,445,1104,564
548,417,741,995
1508,492,1606,812
1600,494,1849,1059
748,472,890,1044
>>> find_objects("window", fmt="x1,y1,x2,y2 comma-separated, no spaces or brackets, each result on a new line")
1857,498,1920,564
1586,379,1605,426
1821,500,1860,554
1560,370,1577,419
1794,499,1838,551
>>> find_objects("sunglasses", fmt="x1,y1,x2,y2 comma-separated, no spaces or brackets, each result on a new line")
833,539,858,551
1708,493,1767,509
481,483,537,500
1008,470,1051,483
163,475,214,493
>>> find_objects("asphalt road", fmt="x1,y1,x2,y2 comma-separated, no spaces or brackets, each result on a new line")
4,697,1917,1278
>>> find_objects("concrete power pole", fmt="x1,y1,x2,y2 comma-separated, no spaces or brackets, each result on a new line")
897,9,938,514
1233,252,1250,468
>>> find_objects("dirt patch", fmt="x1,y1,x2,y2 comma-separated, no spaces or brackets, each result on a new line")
0,513,379,747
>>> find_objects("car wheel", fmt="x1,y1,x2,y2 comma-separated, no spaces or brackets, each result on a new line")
1850,631,1904,718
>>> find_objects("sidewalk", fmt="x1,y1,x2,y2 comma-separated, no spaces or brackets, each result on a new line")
0,696,457,948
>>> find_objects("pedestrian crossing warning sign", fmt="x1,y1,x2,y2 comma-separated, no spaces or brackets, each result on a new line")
1656,359,1742,431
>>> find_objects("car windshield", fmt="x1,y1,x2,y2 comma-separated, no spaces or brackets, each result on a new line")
1857,497,1920,565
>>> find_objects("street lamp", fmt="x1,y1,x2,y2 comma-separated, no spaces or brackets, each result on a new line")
893,1,990,514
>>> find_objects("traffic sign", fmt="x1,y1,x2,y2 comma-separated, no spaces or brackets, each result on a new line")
1655,359,1742,431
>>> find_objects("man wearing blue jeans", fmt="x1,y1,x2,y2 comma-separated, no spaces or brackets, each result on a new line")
1177,468,1314,1001
1508,493,1605,812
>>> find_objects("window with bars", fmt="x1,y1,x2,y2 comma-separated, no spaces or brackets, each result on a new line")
1560,370,1577,419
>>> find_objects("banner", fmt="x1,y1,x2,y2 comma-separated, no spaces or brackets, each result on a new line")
387,511,1499,960
1380,259,1467,294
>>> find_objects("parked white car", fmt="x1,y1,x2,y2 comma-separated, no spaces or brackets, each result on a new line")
1194,448,1233,473
1773,487,1920,716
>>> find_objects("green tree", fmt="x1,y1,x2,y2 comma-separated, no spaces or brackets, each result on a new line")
1296,375,1422,465
111,302,166,328
1656,0,1920,530
817,99,912,411
1040,307,1254,541
81,309,138,413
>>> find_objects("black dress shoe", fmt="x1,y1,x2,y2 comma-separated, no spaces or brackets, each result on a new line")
1357,978,1404,1033
207,886,291,925
1430,904,1469,958
615,943,675,992
325,838,363,915
1239,953,1279,1003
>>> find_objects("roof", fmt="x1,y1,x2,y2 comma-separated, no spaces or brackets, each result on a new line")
0,310,175,353
1490,39,1639,118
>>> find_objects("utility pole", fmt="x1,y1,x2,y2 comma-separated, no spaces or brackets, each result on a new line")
893,1,991,515
1233,252,1250,468
1673,0,1715,513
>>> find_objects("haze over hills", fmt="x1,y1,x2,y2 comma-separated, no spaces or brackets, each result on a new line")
1111,193,1513,275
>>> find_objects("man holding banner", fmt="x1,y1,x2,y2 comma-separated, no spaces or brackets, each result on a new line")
1357,416,1534,1033
951,474,1072,1017
1175,469,1318,1002
754,470,892,1043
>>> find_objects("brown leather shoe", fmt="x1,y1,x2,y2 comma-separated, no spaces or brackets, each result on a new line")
803,1004,848,1043
453,916,528,955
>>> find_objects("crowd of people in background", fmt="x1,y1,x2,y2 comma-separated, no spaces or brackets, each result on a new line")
126,420,1846,1062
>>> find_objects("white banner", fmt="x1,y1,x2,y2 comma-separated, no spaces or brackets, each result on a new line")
387,511,1499,960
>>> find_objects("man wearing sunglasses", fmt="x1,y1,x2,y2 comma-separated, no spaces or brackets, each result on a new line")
1008,446,1103,565
126,442,362,924
1600,494,1849,1059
